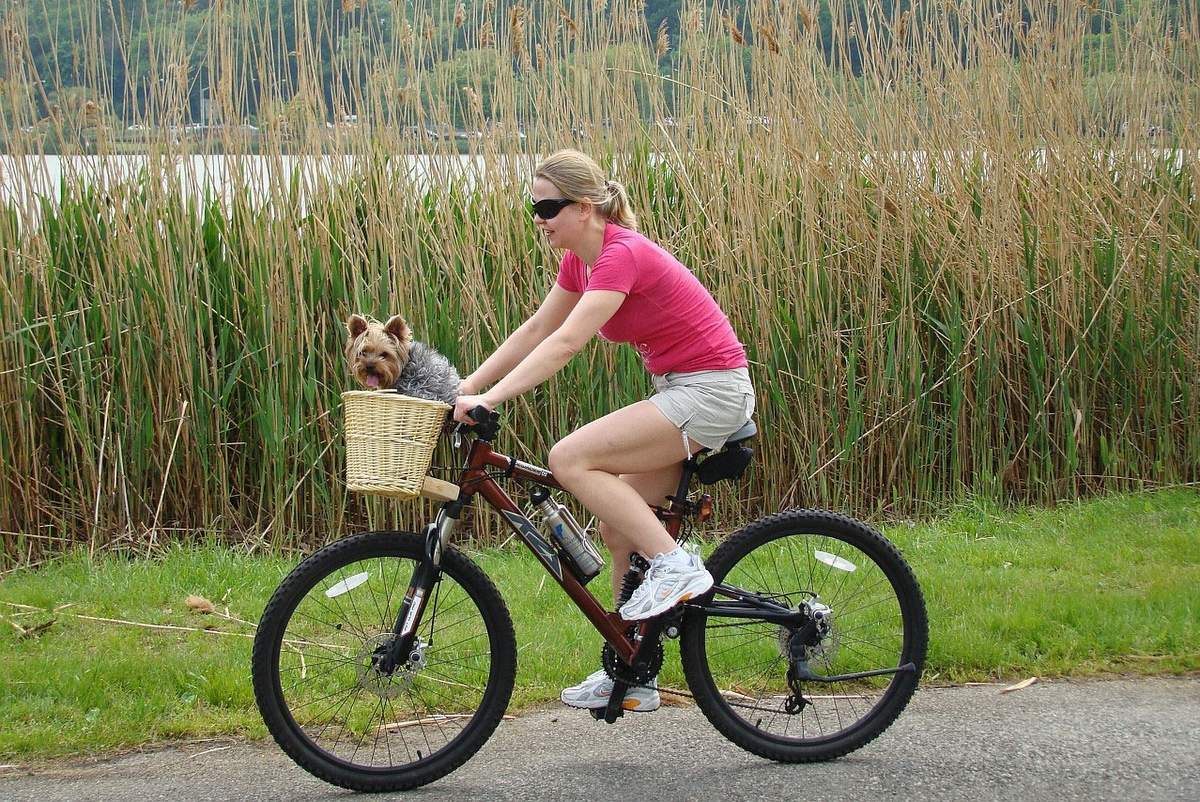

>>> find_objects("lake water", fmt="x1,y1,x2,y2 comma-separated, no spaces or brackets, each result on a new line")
2,150,1194,225
0,154,538,223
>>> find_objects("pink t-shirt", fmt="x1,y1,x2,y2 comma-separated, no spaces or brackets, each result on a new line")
555,223,748,375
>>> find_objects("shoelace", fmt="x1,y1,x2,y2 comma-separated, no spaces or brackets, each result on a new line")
645,562,670,582
649,554,694,580
628,561,674,602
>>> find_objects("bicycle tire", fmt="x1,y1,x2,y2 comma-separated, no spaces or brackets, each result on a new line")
252,531,517,792
680,509,927,762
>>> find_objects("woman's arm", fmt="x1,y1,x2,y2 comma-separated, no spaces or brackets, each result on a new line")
454,290,625,421
460,283,580,395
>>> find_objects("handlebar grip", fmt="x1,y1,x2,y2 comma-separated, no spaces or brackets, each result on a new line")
465,405,500,441
468,406,495,425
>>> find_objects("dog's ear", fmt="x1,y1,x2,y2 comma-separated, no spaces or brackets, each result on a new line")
347,314,369,339
383,315,412,346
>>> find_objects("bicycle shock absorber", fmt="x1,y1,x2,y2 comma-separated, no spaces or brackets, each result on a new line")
616,553,650,607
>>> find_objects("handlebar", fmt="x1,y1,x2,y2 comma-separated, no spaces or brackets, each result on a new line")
462,405,501,442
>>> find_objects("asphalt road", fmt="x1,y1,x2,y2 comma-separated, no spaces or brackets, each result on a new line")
1,678,1197,802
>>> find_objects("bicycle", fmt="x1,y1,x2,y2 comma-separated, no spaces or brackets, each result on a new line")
251,407,928,792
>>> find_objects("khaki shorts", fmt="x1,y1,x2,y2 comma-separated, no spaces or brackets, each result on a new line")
648,367,756,456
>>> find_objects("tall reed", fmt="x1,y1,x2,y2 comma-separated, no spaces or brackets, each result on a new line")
1,1,1197,561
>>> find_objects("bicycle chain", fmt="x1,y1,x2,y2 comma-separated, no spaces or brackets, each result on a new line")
600,623,806,716
613,676,800,717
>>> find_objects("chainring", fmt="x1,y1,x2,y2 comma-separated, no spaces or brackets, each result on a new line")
601,637,663,686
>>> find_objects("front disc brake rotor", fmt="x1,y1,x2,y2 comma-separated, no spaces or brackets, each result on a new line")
357,633,426,698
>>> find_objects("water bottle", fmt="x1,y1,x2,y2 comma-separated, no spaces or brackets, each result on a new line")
530,486,605,583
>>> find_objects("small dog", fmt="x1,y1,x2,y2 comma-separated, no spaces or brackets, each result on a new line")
345,313,460,405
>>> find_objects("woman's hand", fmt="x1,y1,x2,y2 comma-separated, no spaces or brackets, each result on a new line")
453,394,495,424
458,376,479,397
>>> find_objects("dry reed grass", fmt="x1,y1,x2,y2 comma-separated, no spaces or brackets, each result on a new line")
0,1,1196,561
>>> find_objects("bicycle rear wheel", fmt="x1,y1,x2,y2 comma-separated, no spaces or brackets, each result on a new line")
681,509,927,762
252,531,516,792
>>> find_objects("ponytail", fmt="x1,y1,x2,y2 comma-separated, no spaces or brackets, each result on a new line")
600,179,638,230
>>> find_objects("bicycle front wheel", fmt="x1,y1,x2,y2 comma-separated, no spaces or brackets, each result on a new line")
251,531,516,792
681,509,927,762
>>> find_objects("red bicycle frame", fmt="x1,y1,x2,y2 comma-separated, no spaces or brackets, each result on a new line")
452,433,690,664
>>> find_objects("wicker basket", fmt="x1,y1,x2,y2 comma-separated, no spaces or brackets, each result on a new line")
342,390,451,499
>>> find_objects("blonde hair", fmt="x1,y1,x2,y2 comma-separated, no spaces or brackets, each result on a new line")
534,149,638,231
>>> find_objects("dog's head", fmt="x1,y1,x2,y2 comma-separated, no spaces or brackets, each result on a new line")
345,314,412,389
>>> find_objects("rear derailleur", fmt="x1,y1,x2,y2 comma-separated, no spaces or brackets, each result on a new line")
782,599,834,714
783,663,811,715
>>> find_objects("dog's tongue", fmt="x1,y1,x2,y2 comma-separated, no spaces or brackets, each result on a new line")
366,375,380,389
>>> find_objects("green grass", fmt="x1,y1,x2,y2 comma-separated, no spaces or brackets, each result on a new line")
1,488,1198,759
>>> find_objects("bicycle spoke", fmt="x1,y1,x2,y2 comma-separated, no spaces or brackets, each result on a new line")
272,549,500,772
694,520,919,748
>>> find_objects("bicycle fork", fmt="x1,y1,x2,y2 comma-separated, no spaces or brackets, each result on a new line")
376,501,463,674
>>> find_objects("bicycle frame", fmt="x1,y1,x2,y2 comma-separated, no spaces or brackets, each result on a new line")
380,417,908,698
382,425,682,673
451,432,692,663
391,415,799,662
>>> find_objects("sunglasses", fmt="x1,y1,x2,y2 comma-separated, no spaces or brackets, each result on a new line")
528,197,576,220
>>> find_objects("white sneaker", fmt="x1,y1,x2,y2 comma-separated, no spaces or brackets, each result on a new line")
559,669,661,712
619,550,713,621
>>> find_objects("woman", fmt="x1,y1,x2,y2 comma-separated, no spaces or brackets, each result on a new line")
453,149,755,712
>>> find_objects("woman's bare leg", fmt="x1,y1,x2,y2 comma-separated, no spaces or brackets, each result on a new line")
597,466,683,603
548,401,703,573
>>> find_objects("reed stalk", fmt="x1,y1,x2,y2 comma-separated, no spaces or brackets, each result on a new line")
0,1,1196,560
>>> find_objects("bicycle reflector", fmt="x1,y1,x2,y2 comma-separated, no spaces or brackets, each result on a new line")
325,572,370,597
814,551,857,572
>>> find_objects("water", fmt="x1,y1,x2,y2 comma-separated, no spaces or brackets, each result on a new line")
0,154,537,224
2,149,1194,226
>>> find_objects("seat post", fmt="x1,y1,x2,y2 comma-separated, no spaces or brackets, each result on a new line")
669,456,701,510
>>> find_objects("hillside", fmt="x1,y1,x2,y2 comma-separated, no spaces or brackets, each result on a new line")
7,1,1178,128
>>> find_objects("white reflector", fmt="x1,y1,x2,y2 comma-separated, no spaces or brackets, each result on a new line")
325,571,369,598
815,550,856,572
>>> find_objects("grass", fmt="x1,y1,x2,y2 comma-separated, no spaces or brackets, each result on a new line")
0,488,1197,759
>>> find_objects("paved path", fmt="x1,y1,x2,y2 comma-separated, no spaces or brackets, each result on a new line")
1,678,1197,801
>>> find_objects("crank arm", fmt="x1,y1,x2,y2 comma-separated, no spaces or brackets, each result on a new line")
602,679,629,724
